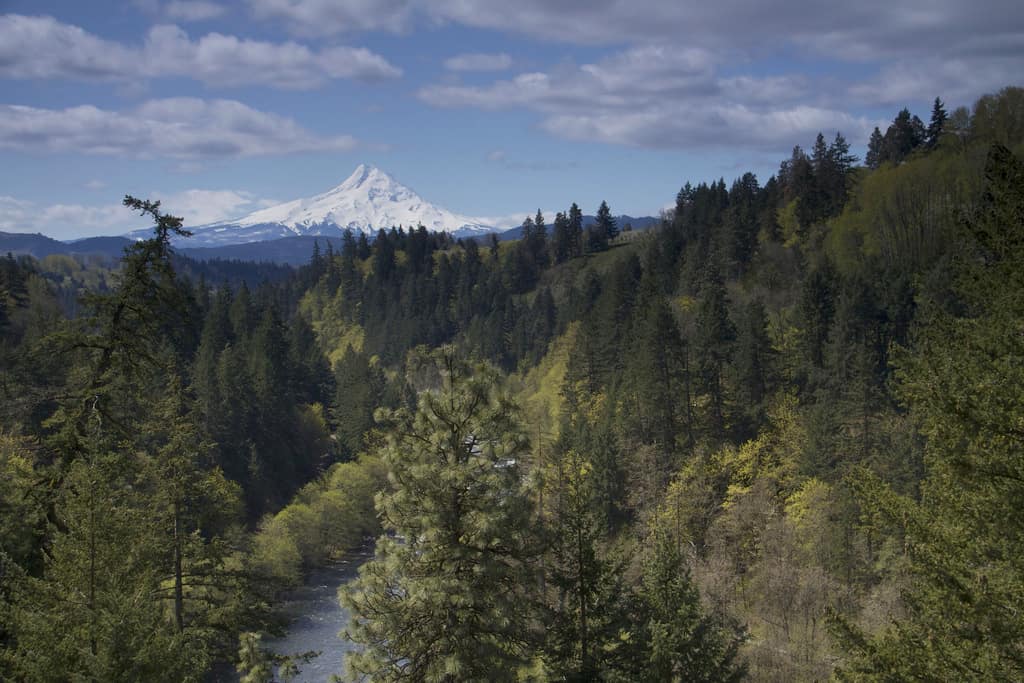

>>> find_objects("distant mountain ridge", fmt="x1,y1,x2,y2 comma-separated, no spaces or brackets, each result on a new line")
0,232,133,260
0,231,339,267
127,165,495,247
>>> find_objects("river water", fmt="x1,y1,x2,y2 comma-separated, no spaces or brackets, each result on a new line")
264,550,371,682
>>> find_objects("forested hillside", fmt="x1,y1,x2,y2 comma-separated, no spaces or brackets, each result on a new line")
2,86,1023,681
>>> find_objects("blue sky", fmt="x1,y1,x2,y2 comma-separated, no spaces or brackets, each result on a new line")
1,0,1021,238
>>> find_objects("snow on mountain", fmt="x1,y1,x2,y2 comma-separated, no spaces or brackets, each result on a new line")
129,165,496,247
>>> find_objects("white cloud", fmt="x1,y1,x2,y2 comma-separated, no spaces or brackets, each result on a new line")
84,179,107,190
0,15,401,88
164,1,226,21
244,0,1022,112
419,45,870,151
422,46,717,111
0,196,134,236
849,56,1023,106
246,0,1023,59
0,15,135,81
247,0,416,35
150,188,280,225
444,52,512,72
0,99,358,159
0,187,281,238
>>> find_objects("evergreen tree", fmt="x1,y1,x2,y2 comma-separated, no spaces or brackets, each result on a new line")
543,449,633,681
356,231,371,260
799,262,836,370
552,211,572,264
836,144,1024,681
881,108,925,164
624,292,689,456
638,533,746,683
926,96,948,149
731,298,774,438
333,347,384,459
596,200,618,242
568,202,584,258
3,198,249,682
865,127,885,170
694,261,736,438
531,209,549,268
342,348,539,682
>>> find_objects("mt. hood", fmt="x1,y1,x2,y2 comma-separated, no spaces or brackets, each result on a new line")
131,165,495,247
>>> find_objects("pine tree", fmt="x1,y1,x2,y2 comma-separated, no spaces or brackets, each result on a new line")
732,298,774,437
552,211,572,264
333,346,384,459
639,533,746,682
342,348,539,682
543,449,633,680
624,292,688,457
531,209,549,268
835,145,1024,680
596,200,618,242
694,261,736,438
799,262,836,369
926,96,948,149
881,108,925,165
865,127,884,170
4,198,240,682
568,202,584,258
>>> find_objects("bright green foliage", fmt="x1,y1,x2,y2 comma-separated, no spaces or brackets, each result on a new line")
251,456,386,584
237,631,274,683
0,433,44,574
342,348,539,681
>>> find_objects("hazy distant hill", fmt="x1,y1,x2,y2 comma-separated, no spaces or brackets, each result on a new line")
0,232,132,260
0,231,342,267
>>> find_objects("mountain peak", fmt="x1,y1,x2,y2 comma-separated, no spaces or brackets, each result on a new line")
138,165,496,247
341,163,391,190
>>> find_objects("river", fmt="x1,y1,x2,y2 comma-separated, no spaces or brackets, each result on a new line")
264,550,371,682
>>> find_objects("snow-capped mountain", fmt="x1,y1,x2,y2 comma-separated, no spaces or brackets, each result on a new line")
129,165,495,247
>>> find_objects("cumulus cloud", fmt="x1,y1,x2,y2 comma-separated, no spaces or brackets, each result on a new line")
419,45,869,150
0,196,134,236
247,0,1023,58
248,0,416,35
0,188,279,237
150,189,279,225
849,56,1023,106
422,46,716,110
444,53,512,72
246,0,1022,109
0,14,401,88
0,99,358,159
